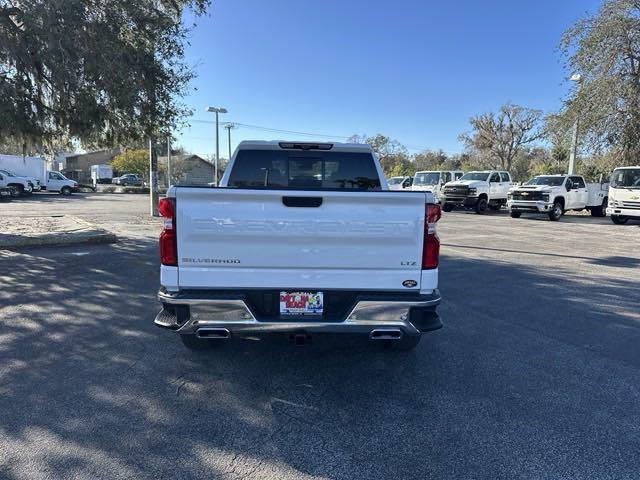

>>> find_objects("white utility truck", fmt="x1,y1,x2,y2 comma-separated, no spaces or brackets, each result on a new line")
90,164,114,186
412,170,464,203
0,154,76,193
508,175,608,221
0,155,45,191
387,176,412,190
155,141,443,351
442,170,512,213
607,166,640,224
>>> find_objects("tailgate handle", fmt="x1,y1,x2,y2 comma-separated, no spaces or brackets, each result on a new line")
282,196,323,208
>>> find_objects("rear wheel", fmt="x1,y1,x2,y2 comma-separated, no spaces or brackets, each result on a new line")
548,201,563,221
180,334,212,350
9,184,24,196
611,215,629,225
510,211,521,218
442,203,453,212
590,197,607,217
475,197,488,214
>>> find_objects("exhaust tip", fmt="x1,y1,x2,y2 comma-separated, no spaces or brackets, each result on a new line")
196,328,230,339
369,329,403,341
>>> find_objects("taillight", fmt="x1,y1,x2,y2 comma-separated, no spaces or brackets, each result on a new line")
422,203,441,269
159,198,177,266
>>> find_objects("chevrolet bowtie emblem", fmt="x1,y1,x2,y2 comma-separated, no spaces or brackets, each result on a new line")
521,192,529,196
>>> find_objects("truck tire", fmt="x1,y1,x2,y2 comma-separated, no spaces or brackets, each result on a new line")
180,334,212,350
9,184,24,196
475,197,488,214
611,215,629,225
442,203,453,212
590,198,607,217
60,186,72,196
548,201,563,221
510,211,521,218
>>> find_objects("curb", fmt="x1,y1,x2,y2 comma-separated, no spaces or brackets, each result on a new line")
0,216,117,250
0,232,117,250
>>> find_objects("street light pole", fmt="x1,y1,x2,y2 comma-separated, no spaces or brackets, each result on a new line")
567,74,582,175
224,123,236,160
215,110,219,183
149,138,159,217
205,106,228,186
167,136,171,187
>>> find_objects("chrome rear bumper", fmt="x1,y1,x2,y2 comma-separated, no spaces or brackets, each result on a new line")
156,289,442,337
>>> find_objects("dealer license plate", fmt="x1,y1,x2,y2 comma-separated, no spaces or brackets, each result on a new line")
279,291,324,316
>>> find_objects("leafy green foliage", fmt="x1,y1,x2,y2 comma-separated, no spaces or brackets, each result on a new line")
111,149,148,177
558,0,640,164
0,0,210,150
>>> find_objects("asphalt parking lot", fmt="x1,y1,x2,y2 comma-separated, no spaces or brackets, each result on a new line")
1,194,639,479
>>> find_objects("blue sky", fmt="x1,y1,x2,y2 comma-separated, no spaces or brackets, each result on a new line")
176,0,602,159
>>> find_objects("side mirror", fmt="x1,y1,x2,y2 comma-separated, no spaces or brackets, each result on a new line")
566,183,572,192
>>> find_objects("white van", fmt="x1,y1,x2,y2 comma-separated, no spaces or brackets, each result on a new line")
46,171,77,195
412,170,464,201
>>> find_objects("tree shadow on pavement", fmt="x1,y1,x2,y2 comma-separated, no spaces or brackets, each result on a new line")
0,242,639,479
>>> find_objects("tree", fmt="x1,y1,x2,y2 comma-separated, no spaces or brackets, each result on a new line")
460,103,544,171
348,133,410,176
412,149,448,171
558,0,640,164
111,150,149,177
0,0,210,151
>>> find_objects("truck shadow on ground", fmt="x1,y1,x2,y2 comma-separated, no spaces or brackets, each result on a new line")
443,208,640,226
8,192,90,203
0,241,639,479
443,243,640,269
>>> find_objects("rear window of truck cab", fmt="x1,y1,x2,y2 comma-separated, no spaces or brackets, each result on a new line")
227,150,381,190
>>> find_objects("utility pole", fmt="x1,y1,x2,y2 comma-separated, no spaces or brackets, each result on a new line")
567,73,582,175
166,136,172,187
224,123,236,160
149,138,159,216
568,120,579,175
205,106,228,186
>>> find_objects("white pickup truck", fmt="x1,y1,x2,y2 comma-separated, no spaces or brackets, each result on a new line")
607,166,640,224
0,169,34,196
0,171,13,200
442,170,512,213
508,174,608,221
155,141,443,351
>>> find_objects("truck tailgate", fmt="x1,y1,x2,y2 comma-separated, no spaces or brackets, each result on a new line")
175,188,430,291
